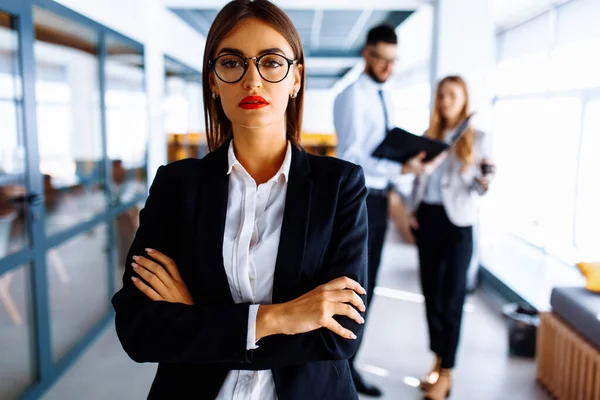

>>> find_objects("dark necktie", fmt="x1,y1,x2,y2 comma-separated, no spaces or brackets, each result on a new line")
378,89,389,131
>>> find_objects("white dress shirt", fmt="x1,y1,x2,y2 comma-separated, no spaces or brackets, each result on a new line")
334,73,400,190
215,140,291,400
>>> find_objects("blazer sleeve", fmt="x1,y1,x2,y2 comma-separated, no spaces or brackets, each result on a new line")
111,165,253,364
230,164,369,369
469,130,494,195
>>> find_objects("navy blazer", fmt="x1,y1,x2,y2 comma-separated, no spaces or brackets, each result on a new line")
111,141,369,400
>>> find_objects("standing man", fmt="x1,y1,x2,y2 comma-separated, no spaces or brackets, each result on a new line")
334,25,443,397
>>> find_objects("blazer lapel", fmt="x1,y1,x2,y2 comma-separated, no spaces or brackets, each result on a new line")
195,142,234,304
272,145,313,303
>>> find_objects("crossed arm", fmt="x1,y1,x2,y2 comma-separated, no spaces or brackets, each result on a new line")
112,164,369,368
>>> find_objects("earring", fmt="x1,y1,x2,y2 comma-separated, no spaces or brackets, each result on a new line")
212,93,218,99
290,91,297,98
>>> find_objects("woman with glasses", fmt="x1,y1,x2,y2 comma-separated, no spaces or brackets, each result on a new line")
112,1,368,399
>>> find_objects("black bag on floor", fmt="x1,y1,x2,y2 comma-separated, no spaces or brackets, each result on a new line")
502,303,539,358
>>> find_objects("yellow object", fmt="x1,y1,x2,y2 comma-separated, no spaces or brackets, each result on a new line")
166,132,338,161
300,132,337,157
576,261,600,293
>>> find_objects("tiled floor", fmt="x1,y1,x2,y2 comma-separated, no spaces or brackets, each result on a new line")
41,225,551,400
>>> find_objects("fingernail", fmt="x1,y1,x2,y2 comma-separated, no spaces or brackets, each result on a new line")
361,317,365,324
145,248,154,253
133,255,139,261
132,263,138,269
351,333,357,340
131,277,138,282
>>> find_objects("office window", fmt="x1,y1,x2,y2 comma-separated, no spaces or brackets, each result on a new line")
47,225,109,362
164,58,202,135
492,98,547,246
555,0,600,46
495,13,551,96
550,0,600,91
497,12,551,62
575,100,600,260
164,57,204,160
492,97,581,253
491,0,600,263
0,265,35,400
2,4,150,397
33,7,106,236
105,35,148,205
494,53,549,97
537,97,582,261
0,11,28,256
0,15,34,380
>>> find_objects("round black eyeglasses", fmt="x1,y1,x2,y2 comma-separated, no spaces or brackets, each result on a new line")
209,53,298,84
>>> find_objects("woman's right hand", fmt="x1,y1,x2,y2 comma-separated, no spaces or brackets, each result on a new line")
256,277,366,341
401,151,448,176
408,213,419,230
401,151,427,175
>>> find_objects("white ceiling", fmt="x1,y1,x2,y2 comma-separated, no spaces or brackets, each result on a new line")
171,7,415,88
163,0,572,89
164,0,566,35
493,0,571,31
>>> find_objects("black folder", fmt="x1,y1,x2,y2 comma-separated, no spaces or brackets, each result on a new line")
372,114,474,163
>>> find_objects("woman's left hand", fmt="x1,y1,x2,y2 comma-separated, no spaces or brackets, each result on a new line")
475,175,492,191
131,248,194,305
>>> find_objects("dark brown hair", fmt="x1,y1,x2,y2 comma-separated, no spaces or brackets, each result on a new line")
202,0,305,152
366,25,397,46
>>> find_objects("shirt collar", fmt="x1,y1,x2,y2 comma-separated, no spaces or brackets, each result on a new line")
227,140,292,183
358,72,390,91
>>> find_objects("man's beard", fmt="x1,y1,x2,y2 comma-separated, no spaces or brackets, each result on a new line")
366,64,388,84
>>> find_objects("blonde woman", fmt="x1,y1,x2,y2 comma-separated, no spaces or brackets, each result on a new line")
403,76,494,399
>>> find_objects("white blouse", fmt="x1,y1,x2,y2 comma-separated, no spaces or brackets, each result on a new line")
215,140,291,400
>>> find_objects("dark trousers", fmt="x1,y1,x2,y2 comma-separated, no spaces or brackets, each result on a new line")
414,203,473,369
350,191,388,371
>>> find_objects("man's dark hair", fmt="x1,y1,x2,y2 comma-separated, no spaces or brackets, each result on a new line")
365,24,398,46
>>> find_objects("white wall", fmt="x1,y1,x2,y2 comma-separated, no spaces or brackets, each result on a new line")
433,0,496,131
55,0,206,181
394,4,433,77
302,90,336,133
187,82,204,132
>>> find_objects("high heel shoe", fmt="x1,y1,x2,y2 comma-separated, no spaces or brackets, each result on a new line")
422,368,452,400
419,355,442,391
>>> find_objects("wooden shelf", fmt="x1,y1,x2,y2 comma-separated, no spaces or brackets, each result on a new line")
167,132,338,162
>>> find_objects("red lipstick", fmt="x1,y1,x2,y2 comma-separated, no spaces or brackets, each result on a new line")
239,96,269,110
